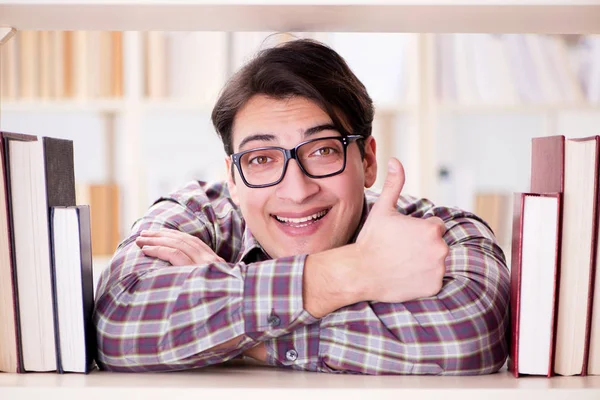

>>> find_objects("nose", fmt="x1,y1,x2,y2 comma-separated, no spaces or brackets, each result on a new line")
275,160,320,203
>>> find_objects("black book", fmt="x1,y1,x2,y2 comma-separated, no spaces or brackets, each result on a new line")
43,136,76,208
42,137,77,372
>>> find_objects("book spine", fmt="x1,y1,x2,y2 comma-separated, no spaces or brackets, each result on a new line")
509,193,525,378
48,208,64,374
548,192,563,378
582,138,600,376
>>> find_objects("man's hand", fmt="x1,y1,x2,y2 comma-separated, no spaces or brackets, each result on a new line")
303,158,449,318
135,229,225,266
354,158,449,303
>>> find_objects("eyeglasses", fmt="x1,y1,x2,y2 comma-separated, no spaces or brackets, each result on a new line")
230,135,363,188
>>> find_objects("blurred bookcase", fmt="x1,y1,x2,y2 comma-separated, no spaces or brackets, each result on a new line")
2,28,600,263
1,0,600,395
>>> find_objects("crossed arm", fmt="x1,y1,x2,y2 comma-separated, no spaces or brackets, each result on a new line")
93,195,510,375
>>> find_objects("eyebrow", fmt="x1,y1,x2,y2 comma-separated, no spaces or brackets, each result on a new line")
237,124,339,151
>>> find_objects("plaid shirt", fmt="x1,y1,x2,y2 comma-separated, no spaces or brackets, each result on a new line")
94,180,509,375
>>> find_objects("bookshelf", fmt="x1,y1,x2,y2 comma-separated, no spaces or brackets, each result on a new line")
1,363,600,399
1,1,600,394
1,0,600,33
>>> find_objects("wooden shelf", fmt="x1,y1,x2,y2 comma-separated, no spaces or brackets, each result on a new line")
0,99,125,113
0,1,599,33
438,103,600,113
1,363,600,400
0,99,418,114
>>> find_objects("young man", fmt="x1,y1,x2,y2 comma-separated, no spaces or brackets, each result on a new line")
94,39,509,375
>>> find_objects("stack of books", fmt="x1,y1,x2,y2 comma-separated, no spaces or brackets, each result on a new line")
0,132,95,374
510,135,600,377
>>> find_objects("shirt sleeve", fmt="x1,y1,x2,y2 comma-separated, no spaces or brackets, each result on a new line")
93,200,317,372
263,207,510,375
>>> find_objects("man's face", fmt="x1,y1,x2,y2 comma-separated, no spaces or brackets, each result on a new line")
226,95,377,259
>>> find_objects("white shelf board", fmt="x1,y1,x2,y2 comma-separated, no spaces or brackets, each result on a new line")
0,99,125,113
438,102,600,113
5,99,600,115
0,1,599,33
1,364,600,400
139,98,417,114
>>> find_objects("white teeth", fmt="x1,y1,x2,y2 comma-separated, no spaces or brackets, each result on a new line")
275,209,328,224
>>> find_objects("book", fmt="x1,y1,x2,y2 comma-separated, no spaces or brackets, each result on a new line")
590,217,600,375
77,183,121,256
530,135,565,194
4,135,57,371
0,132,36,373
111,31,123,97
50,206,96,373
0,133,18,372
18,30,39,98
43,137,76,208
553,136,599,376
42,136,77,372
0,31,18,99
509,192,561,377
474,192,510,248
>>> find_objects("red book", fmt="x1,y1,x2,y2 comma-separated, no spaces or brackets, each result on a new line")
530,135,565,194
553,136,599,376
509,193,561,377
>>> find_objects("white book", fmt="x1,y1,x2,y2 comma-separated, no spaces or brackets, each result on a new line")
145,31,167,98
453,34,478,105
231,32,277,73
51,206,95,374
490,34,518,105
329,32,410,105
8,139,57,372
525,35,562,104
504,35,540,103
554,137,599,376
167,31,228,105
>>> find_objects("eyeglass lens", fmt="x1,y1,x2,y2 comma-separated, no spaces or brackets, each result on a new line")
239,137,346,186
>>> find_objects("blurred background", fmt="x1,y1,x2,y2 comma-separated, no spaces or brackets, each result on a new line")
1,31,599,273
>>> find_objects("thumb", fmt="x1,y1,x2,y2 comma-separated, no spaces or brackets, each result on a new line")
373,158,405,213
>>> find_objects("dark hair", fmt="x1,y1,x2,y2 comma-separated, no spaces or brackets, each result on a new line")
211,38,374,157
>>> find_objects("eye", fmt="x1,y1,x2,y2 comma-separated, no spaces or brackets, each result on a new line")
248,155,271,165
313,147,337,156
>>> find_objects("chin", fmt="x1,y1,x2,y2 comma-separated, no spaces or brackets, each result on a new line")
271,238,339,259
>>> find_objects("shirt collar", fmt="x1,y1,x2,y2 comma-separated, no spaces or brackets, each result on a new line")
349,193,370,244
238,223,269,263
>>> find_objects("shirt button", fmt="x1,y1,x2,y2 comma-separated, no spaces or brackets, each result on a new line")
285,349,298,362
267,314,281,327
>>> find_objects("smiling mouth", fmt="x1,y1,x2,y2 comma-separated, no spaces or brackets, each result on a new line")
272,209,330,228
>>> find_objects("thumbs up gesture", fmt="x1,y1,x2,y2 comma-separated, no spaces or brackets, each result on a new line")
355,158,449,303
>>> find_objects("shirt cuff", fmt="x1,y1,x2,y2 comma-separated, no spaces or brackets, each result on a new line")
264,323,321,371
243,254,318,340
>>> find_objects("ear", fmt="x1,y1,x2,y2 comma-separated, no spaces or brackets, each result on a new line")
362,136,377,188
225,156,240,205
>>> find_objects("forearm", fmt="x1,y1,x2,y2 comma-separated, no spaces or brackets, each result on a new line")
267,215,510,375
302,244,364,318
318,218,510,375
94,245,316,371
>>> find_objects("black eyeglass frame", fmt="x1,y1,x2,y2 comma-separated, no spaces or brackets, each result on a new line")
230,135,364,189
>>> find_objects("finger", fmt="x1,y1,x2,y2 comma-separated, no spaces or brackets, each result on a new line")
137,236,226,264
136,235,197,258
372,157,405,214
141,229,216,253
427,216,447,236
141,245,193,266
139,229,217,261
